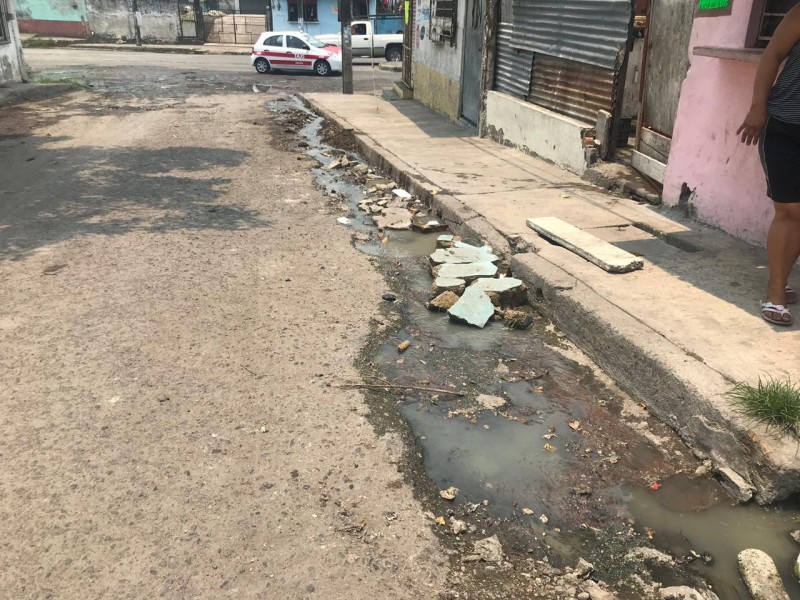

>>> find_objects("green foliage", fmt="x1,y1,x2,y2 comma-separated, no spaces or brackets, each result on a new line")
727,376,800,441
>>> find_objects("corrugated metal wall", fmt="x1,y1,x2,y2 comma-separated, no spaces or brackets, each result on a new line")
509,0,630,71
493,23,534,99
528,54,614,124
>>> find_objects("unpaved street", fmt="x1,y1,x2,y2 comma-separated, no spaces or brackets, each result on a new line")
0,90,445,598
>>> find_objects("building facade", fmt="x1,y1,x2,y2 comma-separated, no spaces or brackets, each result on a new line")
663,0,793,244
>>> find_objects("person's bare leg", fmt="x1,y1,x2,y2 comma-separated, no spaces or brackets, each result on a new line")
764,202,800,322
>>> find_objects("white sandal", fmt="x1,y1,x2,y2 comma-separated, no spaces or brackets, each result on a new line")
761,301,793,326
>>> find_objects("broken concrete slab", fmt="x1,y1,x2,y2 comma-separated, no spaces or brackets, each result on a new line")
527,216,644,274
429,291,460,312
433,261,498,282
448,287,495,328
436,234,455,248
411,214,448,233
430,245,500,266
471,277,527,307
432,277,466,296
373,207,413,230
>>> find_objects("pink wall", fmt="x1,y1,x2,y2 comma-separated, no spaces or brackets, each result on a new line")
663,0,774,244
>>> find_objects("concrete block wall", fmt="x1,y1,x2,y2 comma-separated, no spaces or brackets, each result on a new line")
204,14,265,44
86,0,179,42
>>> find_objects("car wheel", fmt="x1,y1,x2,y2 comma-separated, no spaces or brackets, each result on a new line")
254,58,271,74
385,46,402,62
314,59,331,76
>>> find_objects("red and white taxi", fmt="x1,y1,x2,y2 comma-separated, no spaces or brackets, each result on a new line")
250,31,342,76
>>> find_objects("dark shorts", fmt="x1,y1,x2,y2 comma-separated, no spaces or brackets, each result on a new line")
760,116,800,203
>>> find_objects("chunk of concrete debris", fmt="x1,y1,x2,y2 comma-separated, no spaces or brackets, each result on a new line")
429,291,460,312
353,163,369,175
437,234,455,248
715,465,755,502
430,244,500,266
434,261,498,282
432,277,466,296
439,486,459,500
527,216,644,274
450,518,468,535
574,558,594,580
448,287,495,328
503,309,534,329
476,394,506,410
471,277,527,307
373,207,413,230
737,549,790,600
325,157,342,170
791,530,800,545
471,535,504,563
411,214,448,233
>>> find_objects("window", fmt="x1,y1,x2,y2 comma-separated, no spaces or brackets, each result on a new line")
351,23,367,35
287,0,318,22
264,34,284,46
430,0,456,45
286,35,310,49
749,0,800,46
0,0,9,45
353,0,369,18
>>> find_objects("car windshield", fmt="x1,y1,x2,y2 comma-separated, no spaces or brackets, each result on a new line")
302,35,327,48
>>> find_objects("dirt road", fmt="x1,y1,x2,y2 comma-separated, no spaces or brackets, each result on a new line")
0,90,446,598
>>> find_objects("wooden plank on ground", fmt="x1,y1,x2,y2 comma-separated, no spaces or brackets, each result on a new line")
527,216,644,274
631,149,666,184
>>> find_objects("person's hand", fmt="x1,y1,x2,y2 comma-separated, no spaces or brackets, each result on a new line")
737,105,768,145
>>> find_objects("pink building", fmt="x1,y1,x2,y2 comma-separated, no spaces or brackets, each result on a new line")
664,0,793,244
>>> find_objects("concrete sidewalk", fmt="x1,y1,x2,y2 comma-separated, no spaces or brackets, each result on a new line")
67,42,252,55
302,92,800,504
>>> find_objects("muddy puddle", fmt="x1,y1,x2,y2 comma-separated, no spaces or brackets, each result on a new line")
272,96,800,600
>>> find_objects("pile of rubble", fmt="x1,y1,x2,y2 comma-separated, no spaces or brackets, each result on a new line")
325,155,446,232
428,235,532,329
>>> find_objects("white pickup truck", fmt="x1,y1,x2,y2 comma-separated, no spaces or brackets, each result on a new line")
315,21,403,62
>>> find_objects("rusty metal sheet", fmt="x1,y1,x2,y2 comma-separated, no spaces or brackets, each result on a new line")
510,0,630,70
527,53,615,124
493,23,534,99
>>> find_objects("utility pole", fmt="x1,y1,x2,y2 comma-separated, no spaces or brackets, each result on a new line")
131,0,142,46
339,0,353,94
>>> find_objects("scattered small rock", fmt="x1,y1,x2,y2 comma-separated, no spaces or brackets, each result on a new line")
472,535,504,563
504,309,534,329
572,484,593,496
790,530,800,545
581,580,617,600
397,340,411,353
157,394,170,403
659,586,710,600
439,486,459,500
450,518,467,534
382,292,397,302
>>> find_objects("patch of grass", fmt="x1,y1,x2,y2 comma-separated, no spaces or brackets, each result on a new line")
23,38,77,48
32,75,81,87
727,376,800,441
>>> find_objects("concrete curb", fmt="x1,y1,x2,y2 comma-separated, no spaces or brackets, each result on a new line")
378,62,402,72
300,93,798,503
0,82,80,108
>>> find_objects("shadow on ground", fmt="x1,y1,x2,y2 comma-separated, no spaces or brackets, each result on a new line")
0,135,267,260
